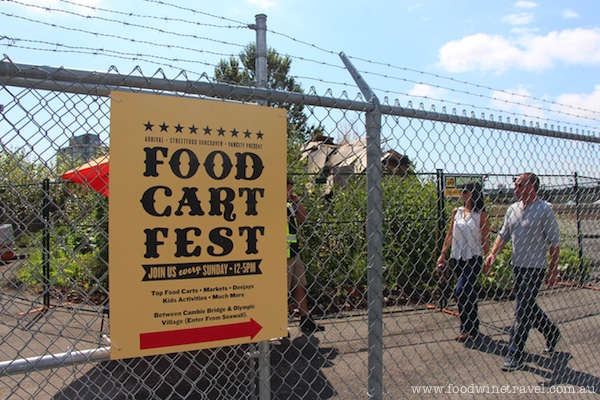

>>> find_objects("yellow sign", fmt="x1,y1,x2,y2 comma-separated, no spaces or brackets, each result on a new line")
444,175,483,198
444,188,462,198
109,91,288,359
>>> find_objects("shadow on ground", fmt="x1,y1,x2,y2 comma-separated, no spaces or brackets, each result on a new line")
270,335,338,399
52,346,255,399
51,335,338,399
466,334,600,391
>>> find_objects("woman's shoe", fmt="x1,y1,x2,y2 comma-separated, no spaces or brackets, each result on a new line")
455,332,470,342
455,331,478,342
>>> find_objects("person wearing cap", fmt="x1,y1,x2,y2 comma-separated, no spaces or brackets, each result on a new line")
287,177,324,334
438,181,490,342
485,173,561,372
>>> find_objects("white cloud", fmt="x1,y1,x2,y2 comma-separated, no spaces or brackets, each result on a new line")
491,85,600,123
491,86,533,105
510,27,539,35
562,9,580,19
438,28,600,73
490,86,545,118
488,84,600,124
525,29,600,65
438,33,523,73
503,13,534,25
515,1,538,9
407,84,447,99
555,85,600,118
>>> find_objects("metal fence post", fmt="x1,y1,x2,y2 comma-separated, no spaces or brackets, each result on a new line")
252,12,271,400
42,178,51,310
339,52,383,400
436,169,446,254
574,172,586,284
365,105,383,400
254,13,268,95
436,169,449,310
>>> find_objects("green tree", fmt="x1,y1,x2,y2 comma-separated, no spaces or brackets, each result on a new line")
1,145,108,302
0,146,50,235
301,174,440,311
214,43,322,145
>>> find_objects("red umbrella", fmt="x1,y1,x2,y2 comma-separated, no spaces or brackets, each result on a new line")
61,155,109,197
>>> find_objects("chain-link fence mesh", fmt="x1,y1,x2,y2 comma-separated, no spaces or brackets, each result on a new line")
1,53,599,399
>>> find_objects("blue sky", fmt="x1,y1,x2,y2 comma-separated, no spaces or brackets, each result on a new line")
2,0,600,180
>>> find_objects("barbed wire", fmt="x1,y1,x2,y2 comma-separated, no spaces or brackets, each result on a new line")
368,74,600,126
269,52,600,130
1,12,241,63
293,72,599,133
277,47,600,125
3,1,247,50
0,37,220,78
261,23,600,126
139,0,249,27
268,30,338,57
57,0,248,29
348,55,600,120
2,0,599,133
295,72,598,131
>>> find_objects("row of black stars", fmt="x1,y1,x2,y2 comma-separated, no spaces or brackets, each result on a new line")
143,121,264,139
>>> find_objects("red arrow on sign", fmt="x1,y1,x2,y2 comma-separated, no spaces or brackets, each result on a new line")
139,318,263,350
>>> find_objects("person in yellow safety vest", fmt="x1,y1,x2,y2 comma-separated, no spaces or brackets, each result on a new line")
287,177,324,334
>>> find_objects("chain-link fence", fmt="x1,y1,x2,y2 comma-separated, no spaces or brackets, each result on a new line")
1,42,600,399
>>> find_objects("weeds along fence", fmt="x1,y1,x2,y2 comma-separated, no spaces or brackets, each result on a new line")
1,53,600,400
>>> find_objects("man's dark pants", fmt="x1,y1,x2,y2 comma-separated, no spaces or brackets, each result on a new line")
508,266,560,361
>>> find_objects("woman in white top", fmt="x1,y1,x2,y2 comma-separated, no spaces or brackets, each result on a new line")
438,182,490,342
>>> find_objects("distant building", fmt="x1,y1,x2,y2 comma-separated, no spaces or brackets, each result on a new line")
302,135,412,193
56,134,105,171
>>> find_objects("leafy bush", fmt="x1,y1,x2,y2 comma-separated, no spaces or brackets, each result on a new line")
16,231,108,305
0,148,50,235
300,174,440,311
13,193,108,303
475,244,593,300
557,246,592,283
478,244,514,300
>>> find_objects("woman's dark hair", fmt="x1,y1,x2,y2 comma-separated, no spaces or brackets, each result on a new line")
463,182,485,212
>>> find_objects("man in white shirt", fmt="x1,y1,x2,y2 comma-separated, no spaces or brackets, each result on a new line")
485,173,561,371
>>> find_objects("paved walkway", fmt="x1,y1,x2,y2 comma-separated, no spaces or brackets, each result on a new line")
1,258,599,399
